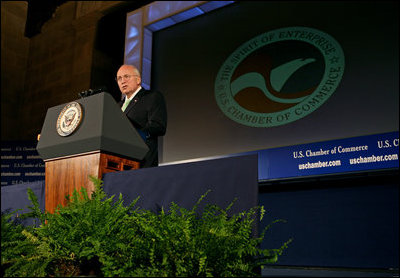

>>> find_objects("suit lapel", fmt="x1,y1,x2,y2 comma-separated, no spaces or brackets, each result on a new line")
124,88,145,114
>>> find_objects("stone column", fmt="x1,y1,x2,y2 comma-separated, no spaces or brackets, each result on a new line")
70,2,104,95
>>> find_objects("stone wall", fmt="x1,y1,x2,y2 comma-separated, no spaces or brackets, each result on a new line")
1,1,30,140
1,1,129,141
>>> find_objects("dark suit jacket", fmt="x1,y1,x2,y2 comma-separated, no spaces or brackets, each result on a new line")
119,88,167,168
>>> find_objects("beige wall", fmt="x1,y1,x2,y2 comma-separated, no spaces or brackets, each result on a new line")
1,1,125,141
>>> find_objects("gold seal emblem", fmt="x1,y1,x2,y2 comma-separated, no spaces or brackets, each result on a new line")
56,102,83,136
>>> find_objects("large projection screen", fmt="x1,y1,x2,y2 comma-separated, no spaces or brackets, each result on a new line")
147,1,398,165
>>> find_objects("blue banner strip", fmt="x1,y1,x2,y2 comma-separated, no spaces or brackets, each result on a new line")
2,131,399,185
1,141,45,186
258,131,399,180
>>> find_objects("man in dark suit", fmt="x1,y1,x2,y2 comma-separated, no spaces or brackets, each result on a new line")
116,64,167,168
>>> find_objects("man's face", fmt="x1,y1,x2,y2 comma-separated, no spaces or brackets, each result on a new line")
116,65,141,98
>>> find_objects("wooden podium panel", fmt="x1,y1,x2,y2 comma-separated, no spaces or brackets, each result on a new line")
45,151,139,214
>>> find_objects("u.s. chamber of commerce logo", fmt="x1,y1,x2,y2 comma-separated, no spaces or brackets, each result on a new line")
56,101,83,136
215,26,345,127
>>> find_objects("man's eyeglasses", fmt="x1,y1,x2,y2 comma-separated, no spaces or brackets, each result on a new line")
115,74,137,83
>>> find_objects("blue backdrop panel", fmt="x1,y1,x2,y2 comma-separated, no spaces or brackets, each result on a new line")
259,183,399,269
103,154,259,216
1,180,45,226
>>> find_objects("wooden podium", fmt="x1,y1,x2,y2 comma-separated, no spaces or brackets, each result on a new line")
36,92,149,213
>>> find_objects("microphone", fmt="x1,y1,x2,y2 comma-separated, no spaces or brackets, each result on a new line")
78,86,108,98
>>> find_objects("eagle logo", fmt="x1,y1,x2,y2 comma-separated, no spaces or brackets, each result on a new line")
215,27,345,127
56,102,83,136
63,111,77,127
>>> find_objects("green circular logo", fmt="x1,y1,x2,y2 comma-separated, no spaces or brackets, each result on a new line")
215,27,345,127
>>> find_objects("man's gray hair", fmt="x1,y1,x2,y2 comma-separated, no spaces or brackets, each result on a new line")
130,65,141,78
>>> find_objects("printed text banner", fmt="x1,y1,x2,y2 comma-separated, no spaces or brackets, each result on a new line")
258,131,399,181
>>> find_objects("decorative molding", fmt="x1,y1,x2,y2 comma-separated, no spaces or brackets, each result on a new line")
123,1,234,89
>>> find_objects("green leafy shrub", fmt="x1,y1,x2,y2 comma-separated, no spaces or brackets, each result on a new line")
1,177,292,277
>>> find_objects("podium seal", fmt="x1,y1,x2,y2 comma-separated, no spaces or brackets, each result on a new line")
56,102,83,136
